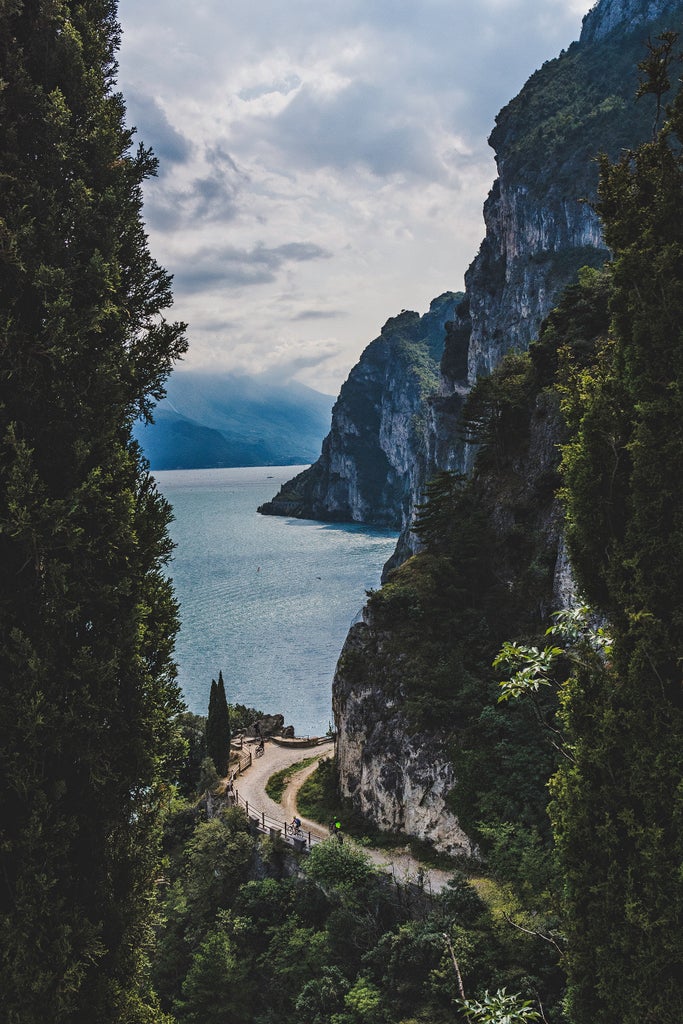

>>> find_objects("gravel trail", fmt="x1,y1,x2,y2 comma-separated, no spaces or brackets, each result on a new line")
233,737,454,893
232,738,333,835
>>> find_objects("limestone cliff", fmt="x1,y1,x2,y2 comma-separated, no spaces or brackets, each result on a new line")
332,0,682,849
397,0,674,557
580,0,681,42
257,293,459,530
332,619,474,856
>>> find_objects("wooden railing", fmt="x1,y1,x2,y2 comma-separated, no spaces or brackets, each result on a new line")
231,789,328,851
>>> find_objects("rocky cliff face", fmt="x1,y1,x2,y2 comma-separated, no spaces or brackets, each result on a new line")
461,185,604,384
580,0,680,41
332,0,681,849
333,618,474,856
332,339,579,850
258,293,459,530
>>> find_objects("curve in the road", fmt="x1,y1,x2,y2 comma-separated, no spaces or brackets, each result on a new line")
233,738,454,894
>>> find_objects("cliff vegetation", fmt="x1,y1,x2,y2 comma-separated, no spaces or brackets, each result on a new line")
332,30,683,1024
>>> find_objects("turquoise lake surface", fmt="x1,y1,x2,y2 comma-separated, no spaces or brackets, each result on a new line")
155,467,399,737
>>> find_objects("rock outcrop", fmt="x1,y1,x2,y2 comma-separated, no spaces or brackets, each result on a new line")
258,293,459,530
580,0,680,42
332,618,474,856
396,0,667,554
460,185,604,385
332,0,681,848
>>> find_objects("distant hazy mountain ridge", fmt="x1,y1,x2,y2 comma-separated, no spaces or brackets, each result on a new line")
134,371,334,469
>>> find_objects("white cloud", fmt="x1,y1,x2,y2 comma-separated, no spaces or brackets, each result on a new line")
117,0,595,394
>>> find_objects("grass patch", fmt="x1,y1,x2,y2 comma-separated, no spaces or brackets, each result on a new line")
296,757,357,830
469,875,527,923
264,755,320,803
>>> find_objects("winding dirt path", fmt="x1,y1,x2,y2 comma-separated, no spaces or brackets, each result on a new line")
234,738,453,893
232,739,333,835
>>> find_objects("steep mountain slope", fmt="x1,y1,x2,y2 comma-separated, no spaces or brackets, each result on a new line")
332,0,683,845
333,268,611,852
257,4,682,550
257,293,459,528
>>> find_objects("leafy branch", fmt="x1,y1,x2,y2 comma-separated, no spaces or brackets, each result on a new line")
458,987,542,1023
493,605,612,764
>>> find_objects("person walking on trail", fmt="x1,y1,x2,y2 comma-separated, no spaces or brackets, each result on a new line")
333,817,343,844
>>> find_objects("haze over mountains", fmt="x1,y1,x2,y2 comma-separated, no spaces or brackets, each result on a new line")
134,371,334,469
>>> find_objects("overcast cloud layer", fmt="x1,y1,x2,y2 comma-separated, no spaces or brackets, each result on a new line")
117,0,595,394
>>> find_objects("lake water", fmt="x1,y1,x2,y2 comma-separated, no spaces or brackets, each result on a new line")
154,467,399,737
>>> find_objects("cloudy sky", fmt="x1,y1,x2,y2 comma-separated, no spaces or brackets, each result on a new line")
117,0,595,395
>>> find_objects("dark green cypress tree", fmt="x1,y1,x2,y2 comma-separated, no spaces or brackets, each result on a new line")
217,671,231,773
206,677,218,774
0,2,187,1020
553,63,683,1024
206,671,231,777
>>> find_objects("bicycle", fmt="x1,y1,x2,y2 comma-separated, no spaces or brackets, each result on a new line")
254,743,264,758
286,821,304,838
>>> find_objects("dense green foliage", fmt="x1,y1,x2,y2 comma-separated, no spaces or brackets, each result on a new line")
206,671,231,777
0,2,186,1019
489,13,679,196
549,73,683,1024
151,797,560,1024
174,712,209,799
331,138,652,1022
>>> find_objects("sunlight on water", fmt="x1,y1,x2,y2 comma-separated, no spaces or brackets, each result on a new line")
154,467,399,736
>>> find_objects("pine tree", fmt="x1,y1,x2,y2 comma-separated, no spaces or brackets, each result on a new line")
0,2,187,1020
206,671,231,777
553,59,683,1024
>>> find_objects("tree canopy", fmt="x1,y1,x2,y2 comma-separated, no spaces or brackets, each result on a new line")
0,2,186,1019
206,671,231,778
552,64,683,1023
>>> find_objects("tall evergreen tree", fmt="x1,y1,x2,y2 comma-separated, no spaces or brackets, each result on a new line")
554,57,683,1024
206,677,218,775
206,671,231,778
0,2,187,1020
